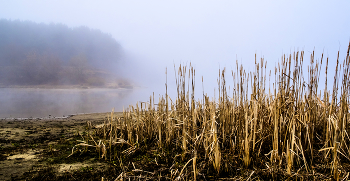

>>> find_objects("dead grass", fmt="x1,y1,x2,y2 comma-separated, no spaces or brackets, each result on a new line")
70,42,350,180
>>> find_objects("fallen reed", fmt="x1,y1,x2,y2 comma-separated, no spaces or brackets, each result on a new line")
71,43,350,180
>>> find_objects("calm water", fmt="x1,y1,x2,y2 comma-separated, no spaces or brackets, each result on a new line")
0,88,163,118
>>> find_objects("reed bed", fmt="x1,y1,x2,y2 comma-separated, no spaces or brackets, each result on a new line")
72,43,350,180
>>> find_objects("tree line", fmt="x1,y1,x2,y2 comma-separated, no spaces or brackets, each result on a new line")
0,19,123,86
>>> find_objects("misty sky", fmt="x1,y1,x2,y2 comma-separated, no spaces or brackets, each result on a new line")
1,1,350,95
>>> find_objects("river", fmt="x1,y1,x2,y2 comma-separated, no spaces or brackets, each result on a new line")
0,88,165,118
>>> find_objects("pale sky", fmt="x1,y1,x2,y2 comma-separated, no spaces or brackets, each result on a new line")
1,0,350,96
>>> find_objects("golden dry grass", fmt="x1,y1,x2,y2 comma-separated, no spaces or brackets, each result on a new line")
71,43,350,180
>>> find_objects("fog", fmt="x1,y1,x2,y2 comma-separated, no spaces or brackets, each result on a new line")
0,88,156,118
0,1,350,117
0,20,128,87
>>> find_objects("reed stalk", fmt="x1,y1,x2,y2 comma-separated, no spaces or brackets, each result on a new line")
72,43,350,180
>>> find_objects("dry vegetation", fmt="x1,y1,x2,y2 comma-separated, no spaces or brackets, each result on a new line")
70,43,350,180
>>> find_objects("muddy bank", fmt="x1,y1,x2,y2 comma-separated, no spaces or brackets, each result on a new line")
0,112,121,181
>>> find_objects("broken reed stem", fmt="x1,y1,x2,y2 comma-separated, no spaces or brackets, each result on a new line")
211,102,221,173
243,112,250,168
333,141,339,181
110,108,114,161
193,150,197,181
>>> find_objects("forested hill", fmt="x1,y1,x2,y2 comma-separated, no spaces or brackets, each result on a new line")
0,19,127,87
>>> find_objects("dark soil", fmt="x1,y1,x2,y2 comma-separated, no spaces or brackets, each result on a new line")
0,113,117,181
1,113,348,181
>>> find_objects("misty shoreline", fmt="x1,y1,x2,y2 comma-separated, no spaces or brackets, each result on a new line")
0,84,136,90
0,86,149,119
0,112,115,120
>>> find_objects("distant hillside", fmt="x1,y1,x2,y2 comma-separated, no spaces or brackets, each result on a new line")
0,19,128,87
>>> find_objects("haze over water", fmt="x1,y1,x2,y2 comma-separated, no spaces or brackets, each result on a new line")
0,88,166,118
0,1,349,118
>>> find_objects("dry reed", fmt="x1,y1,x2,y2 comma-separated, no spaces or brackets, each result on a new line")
70,42,350,180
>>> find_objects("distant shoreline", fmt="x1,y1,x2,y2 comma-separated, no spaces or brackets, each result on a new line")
0,84,136,89
0,112,118,120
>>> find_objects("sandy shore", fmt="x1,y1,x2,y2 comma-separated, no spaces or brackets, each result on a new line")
0,112,122,180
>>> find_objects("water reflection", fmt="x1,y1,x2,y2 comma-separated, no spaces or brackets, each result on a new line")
0,88,152,118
